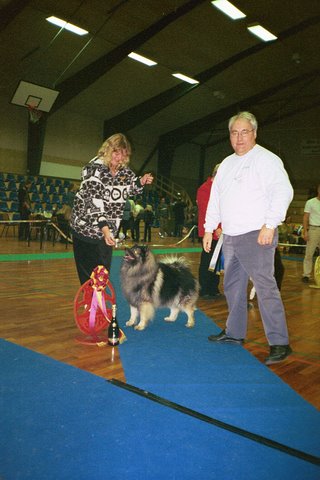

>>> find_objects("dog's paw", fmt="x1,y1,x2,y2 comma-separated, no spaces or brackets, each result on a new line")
126,319,136,327
164,316,176,322
134,323,146,331
185,321,195,328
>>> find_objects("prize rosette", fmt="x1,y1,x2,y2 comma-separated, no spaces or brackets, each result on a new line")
73,265,126,344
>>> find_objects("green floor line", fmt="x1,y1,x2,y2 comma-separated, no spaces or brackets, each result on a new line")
0,247,202,262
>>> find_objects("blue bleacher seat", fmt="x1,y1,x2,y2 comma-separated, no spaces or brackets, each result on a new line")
0,201,10,212
44,202,52,211
42,193,51,204
37,176,45,184
46,178,53,185
55,179,62,186
0,191,7,201
12,212,21,220
39,184,48,194
31,192,41,203
8,191,18,201
31,202,42,213
7,180,18,191
48,185,57,194
6,173,16,181
51,194,61,204
17,175,25,182
0,179,6,190
29,184,38,193
10,201,19,212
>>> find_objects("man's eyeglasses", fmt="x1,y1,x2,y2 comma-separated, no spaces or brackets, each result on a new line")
230,129,254,137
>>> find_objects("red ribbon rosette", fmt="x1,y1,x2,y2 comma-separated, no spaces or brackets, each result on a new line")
74,265,126,345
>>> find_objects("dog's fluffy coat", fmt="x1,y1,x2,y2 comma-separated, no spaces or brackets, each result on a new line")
120,245,199,330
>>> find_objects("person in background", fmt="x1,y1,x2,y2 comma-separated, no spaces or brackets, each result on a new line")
302,183,320,283
66,183,77,209
133,198,144,242
127,198,136,240
18,180,31,240
196,164,223,299
70,133,153,284
118,198,132,239
203,111,293,365
143,204,155,243
173,193,187,237
158,197,169,238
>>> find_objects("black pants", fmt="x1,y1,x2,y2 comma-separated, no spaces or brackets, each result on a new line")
198,238,221,296
18,207,30,240
144,222,152,242
73,236,113,285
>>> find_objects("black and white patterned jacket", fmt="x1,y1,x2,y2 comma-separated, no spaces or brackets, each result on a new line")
70,157,144,241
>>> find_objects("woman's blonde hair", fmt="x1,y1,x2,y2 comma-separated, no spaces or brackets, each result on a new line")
97,133,132,168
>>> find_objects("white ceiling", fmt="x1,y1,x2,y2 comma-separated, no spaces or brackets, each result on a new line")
1,0,319,147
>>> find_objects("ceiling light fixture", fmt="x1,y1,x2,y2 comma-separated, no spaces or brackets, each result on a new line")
211,0,246,20
247,24,277,42
172,73,199,85
46,16,88,36
128,52,157,66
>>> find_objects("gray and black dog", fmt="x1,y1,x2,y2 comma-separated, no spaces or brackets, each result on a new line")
120,245,199,330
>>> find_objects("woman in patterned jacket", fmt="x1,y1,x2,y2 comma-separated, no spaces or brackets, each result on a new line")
70,133,153,284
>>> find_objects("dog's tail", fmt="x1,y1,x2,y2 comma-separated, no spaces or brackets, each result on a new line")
160,255,191,268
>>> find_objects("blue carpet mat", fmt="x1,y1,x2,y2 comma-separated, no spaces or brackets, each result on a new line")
1,339,319,480
1,255,319,479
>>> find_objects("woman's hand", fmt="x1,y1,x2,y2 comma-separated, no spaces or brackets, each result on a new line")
102,226,116,246
140,173,154,185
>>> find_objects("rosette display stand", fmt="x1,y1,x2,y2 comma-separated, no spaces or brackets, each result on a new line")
74,266,121,345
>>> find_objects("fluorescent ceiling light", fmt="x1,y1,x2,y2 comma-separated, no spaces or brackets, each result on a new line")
46,16,88,36
128,52,157,66
172,73,199,85
247,24,277,42
211,0,246,20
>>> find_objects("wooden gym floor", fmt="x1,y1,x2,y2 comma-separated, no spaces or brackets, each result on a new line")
0,227,319,410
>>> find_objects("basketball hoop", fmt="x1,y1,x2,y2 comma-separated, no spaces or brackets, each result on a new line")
27,105,43,123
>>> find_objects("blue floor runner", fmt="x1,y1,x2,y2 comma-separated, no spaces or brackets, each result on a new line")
1,339,319,480
110,258,320,466
1,256,319,479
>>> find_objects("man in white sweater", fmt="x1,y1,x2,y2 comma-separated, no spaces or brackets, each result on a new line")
203,111,293,365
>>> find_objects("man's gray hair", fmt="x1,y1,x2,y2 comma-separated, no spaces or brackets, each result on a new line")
228,111,258,131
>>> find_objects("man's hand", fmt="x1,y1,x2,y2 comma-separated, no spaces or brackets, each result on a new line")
203,232,213,252
258,225,275,245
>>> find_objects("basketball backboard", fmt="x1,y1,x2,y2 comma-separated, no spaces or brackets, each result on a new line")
10,80,59,112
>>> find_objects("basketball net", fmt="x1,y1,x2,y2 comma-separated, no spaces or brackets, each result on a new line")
27,105,43,124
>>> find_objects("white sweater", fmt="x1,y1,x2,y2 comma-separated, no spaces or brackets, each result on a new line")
204,144,293,236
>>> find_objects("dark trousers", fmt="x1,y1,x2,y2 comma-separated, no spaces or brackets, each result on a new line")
72,236,113,285
198,238,220,296
133,219,141,242
18,207,30,240
144,222,152,242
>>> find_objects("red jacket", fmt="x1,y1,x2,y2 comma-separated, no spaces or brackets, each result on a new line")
196,177,221,238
